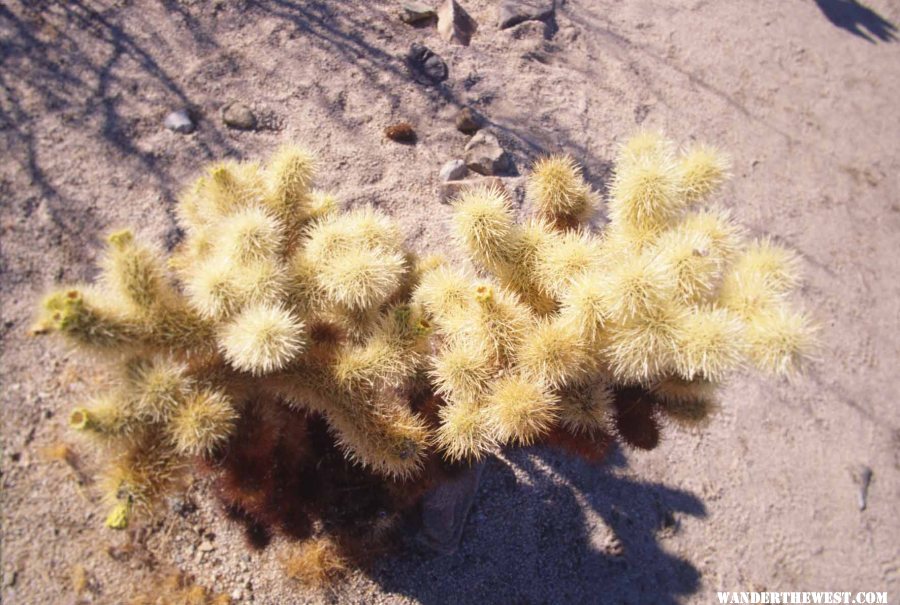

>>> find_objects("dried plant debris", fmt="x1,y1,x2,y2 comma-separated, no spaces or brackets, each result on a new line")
384,122,417,144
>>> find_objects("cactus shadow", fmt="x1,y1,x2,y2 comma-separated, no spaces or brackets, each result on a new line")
369,446,706,605
812,0,897,43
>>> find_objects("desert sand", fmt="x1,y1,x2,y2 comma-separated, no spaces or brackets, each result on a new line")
1,0,899,603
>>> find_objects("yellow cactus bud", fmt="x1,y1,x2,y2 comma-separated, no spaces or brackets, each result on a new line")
533,230,602,298
526,155,596,228
202,160,266,216
264,145,315,217
672,307,745,381
744,306,817,376
435,399,495,462
430,339,495,402
333,334,416,390
69,394,137,439
484,375,559,445
609,134,681,231
317,248,406,312
616,130,676,166
597,254,676,323
450,184,516,272
559,271,607,346
304,207,401,265
678,144,730,205
307,189,339,221
650,228,721,303
497,218,559,314
124,356,190,422
605,303,689,384
516,317,594,389
236,259,289,308
413,265,474,324
732,237,801,293
219,303,306,375
557,379,614,435
215,206,284,265
168,387,237,456
100,232,175,314
677,207,745,264
466,284,531,363
183,257,242,320
105,500,131,529
718,266,784,320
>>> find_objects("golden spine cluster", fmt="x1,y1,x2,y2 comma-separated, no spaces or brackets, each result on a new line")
424,135,815,460
34,133,816,531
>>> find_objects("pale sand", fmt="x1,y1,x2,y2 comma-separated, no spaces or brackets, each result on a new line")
1,1,898,603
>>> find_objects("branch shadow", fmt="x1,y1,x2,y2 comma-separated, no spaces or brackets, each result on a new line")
813,0,897,43
370,446,706,605
0,0,238,262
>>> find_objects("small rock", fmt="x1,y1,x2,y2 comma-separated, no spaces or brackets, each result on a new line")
455,107,483,134
231,589,243,601
440,176,505,203
199,541,215,552
406,43,448,85
221,102,257,130
498,0,555,30
464,130,510,175
164,109,195,134
384,122,417,143
418,460,486,553
399,2,436,24
439,159,468,182
854,465,873,511
171,497,197,517
437,0,477,46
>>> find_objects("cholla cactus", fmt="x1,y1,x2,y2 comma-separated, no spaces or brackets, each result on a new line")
33,146,435,530
423,132,816,461
33,133,815,574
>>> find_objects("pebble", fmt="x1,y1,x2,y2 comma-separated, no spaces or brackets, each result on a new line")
399,2,436,24
221,102,257,130
437,0,478,46
455,107,483,134
164,109,195,134
406,43,448,85
418,461,485,553
384,122,417,143
855,465,873,511
440,159,468,182
498,0,555,29
232,589,243,601
464,130,511,175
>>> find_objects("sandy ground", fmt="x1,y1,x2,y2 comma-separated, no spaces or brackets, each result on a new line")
2,0,899,603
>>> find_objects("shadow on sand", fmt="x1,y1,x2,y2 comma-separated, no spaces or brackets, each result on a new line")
372,446,706,605
813,0,897,43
